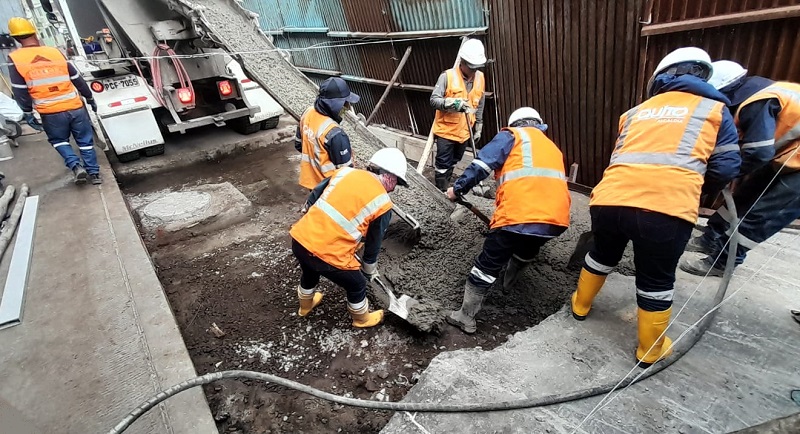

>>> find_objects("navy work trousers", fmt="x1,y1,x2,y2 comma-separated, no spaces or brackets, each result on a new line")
291,239,366,305
41,107,99,174
585,206,694,312
469,229,549,292
701,166,800,265
434,135,468,175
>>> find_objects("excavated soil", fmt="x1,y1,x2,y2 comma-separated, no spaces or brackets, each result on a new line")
121,141,630,433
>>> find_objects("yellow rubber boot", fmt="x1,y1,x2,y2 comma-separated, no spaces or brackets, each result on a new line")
636,307,674,368
570,268,607,320
348,300,384,328
297,286,323,317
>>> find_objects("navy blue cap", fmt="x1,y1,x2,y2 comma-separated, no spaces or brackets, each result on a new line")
319,77,360,104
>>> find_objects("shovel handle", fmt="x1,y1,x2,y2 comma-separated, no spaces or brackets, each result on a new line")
454,196,491,225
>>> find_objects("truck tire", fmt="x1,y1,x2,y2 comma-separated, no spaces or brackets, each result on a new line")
230,117,261,135
143,144,165,157
116,150,141,163
261,116,280,130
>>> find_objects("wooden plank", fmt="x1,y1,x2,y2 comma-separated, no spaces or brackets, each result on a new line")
641,5,800,36
366,46,413,125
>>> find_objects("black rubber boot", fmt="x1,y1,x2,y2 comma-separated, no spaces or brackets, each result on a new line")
502,256,530,290
446,282,485,334
434,172,448,191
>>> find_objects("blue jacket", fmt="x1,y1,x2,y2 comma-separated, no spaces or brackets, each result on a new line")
452,124,566,238
294,97,353,168
720,76,779,174
650,74,741,193
304,176,391,264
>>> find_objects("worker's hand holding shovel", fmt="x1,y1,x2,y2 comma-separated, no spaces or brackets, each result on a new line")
360,261,379,282
446,187,458,201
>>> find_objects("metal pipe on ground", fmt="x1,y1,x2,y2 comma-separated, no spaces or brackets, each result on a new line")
0,184,28,258
0,185,15,220
365,46,412,126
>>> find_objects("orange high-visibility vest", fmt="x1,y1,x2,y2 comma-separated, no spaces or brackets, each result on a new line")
591,91,724,223
9,46,84,114
432,68,485,143
290,167,393,270
298,107,345,189
491,127,571,229
736,81,800,172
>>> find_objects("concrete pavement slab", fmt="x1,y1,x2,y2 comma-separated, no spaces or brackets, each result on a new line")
0,134,216,433
382,230,800,433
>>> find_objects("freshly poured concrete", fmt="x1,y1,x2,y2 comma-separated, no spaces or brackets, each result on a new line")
381,228,800,433
0,134,216,433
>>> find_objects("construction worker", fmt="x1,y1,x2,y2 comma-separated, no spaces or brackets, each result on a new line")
295,77,359,190
289,147,408,328
430,38,486,191
681,60,800,277
570,48,741,367
6,17,101,185
445,107,571,334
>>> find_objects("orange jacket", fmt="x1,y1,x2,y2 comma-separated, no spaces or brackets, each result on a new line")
591,91,724,222
491,127,571,229
432,68,485,143
8,46,84,114
290,168,393,270
736,81,800,171
298,107,341,189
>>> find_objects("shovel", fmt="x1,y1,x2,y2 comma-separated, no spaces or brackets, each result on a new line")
465,112,491,198
392,204,421,243
371,275,416,320
453,195,491,226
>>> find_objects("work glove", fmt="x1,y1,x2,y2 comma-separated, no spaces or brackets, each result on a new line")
444,98,471,113
360,261,379,282
86,98,98,113
23,113,43,132
472,122,483,143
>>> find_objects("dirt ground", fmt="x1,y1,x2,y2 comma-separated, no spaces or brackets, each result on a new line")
120,144,578,433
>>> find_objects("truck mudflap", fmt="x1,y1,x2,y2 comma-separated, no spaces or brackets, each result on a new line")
167,106,257,133
99,105,165,154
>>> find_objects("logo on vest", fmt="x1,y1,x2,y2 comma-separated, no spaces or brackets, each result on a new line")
30,55,52,64
636,106,689,123
302,124,316,142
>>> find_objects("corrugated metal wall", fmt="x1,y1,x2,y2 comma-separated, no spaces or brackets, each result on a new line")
639,1,800,101
488,0,641,185
242,0,800,186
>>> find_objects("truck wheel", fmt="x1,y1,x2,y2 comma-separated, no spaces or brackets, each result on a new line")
143,144,165,157
116,150,141,163
261,116,280,130
230,117,261,135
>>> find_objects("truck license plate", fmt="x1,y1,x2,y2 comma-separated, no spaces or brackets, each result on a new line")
103,76,140,91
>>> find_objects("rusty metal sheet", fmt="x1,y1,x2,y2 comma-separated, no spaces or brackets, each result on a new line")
341,0,394,33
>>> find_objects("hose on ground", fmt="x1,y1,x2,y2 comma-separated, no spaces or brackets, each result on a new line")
108,189,740,434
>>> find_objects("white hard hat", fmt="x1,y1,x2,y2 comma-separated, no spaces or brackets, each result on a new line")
652,47,713,80
508,107,543,126
369,148,409,186
708,60,747,90
458,39,486,68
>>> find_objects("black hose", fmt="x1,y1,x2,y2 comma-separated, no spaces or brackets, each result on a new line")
108,190,740,434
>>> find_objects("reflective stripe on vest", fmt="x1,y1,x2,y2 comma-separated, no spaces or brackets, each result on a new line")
497,133,566,185
27,74,71,87
315,168,391,242
34,90,79,106
767,85,800,150
609,97,718,175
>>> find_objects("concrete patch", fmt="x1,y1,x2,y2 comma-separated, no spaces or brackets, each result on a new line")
131,182,253,245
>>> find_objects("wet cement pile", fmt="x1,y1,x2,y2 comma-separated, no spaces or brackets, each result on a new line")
186,0,633,331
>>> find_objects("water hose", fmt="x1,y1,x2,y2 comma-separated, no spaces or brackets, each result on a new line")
109,189,740,434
